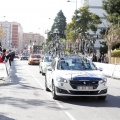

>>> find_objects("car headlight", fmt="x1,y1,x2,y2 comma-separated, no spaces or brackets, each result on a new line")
56,76,67,83
99,78,107,85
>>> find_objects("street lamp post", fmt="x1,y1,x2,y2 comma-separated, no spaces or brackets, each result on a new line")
67,0,77,41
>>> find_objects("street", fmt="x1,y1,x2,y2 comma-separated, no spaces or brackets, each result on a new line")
0,59,120,120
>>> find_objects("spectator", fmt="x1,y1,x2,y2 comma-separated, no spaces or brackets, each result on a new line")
92,54,97,62
6,50,12,66
104,54,109,63
101,54,104,63
0,52,3,63
2,49,7,62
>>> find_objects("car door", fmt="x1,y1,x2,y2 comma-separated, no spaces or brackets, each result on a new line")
47,60,56,90
39,56,43,70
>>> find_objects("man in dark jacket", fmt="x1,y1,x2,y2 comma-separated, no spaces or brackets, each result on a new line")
6,50,12,66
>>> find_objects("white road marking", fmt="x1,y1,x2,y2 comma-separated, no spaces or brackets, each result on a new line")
23,65,45,89
23,65,77,120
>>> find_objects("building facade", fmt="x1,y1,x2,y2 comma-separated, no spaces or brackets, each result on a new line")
23,32,45,53
0,21,23,52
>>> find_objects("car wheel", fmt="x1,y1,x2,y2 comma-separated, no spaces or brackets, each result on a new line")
52,81,59,100
45,76,50,91
39,66,41,73
41,68,45,76
98,96,106,100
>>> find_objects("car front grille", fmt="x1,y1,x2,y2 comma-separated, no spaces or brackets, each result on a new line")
70,80,99,89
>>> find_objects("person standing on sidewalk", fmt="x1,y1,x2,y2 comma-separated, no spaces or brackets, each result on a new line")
2,49,7,62
6,50,12,66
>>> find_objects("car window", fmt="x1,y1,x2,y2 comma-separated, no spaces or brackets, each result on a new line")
31,55,41,58
57,58,97,70
44,56,53,62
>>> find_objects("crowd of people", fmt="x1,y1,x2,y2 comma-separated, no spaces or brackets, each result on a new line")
0,49,15,66
92,54,109,63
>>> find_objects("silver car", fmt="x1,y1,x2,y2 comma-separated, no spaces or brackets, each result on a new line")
39,55,53,75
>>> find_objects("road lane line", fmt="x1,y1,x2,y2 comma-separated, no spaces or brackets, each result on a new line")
23,65,77,120
23,65,45,89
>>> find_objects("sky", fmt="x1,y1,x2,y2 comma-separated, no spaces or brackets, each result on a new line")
0,0,83,37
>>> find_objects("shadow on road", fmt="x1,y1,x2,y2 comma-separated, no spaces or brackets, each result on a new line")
1,59,43,91
58,94,120,108
0,115,15,120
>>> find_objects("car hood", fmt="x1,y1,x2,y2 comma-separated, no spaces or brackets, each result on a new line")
56,70,105,81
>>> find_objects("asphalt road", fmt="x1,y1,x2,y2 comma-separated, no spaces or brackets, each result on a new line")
0,59,120,120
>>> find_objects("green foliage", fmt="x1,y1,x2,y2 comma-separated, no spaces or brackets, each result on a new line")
102,0,120,24
112,43,120,50
75,7,101,33
66,6,101,41
51,10,67,39
104,24,120,46
111,50,120,57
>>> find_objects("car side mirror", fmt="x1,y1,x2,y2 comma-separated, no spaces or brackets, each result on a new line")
47,66,52,71
40,59,43,62
98,67,103,71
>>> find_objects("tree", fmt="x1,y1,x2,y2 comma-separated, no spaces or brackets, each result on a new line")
102,0,120,63
66,6,101,41
65,22,75,41
102,0,120,24
51,10,67,39
104,25,120,63
76,7,101,33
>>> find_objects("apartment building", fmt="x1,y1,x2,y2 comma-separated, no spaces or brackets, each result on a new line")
23,32,45,53
0,21,23,52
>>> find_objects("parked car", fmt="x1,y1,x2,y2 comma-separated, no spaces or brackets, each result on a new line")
45,55,107,100
39,55,53,75
20,54,28,60
28,54,41,65
15,54,19,58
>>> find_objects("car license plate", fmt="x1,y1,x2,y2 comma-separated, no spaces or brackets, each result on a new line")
34,61,38,63
77,86,93,90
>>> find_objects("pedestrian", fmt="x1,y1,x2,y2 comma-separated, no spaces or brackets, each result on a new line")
0,52,3,63
101,54,104,63
2,49,7,62
6,50,12,66
104,54,109,63
92,54,97,62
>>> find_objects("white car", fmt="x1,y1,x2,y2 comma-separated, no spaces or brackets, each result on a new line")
39,55,53,75
45,56,107,100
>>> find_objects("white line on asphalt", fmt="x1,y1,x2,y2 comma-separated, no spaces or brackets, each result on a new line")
23,65,77,120
23,65,45,89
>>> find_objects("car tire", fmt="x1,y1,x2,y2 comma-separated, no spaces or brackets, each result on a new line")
45,76,50,91
42,72,45,76
98,96,106,100
39,67,41,73
41,68,45,76
52,81,59,100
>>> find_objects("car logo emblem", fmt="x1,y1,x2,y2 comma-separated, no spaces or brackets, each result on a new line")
83,82,86,84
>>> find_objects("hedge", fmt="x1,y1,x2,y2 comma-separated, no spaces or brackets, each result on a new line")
111,50,120,57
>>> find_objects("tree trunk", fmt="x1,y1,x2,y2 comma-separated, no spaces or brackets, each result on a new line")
108,44,112,64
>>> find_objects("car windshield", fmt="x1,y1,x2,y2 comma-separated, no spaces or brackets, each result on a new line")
57,57,97,70
44,56,53,62
31,55,41,58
